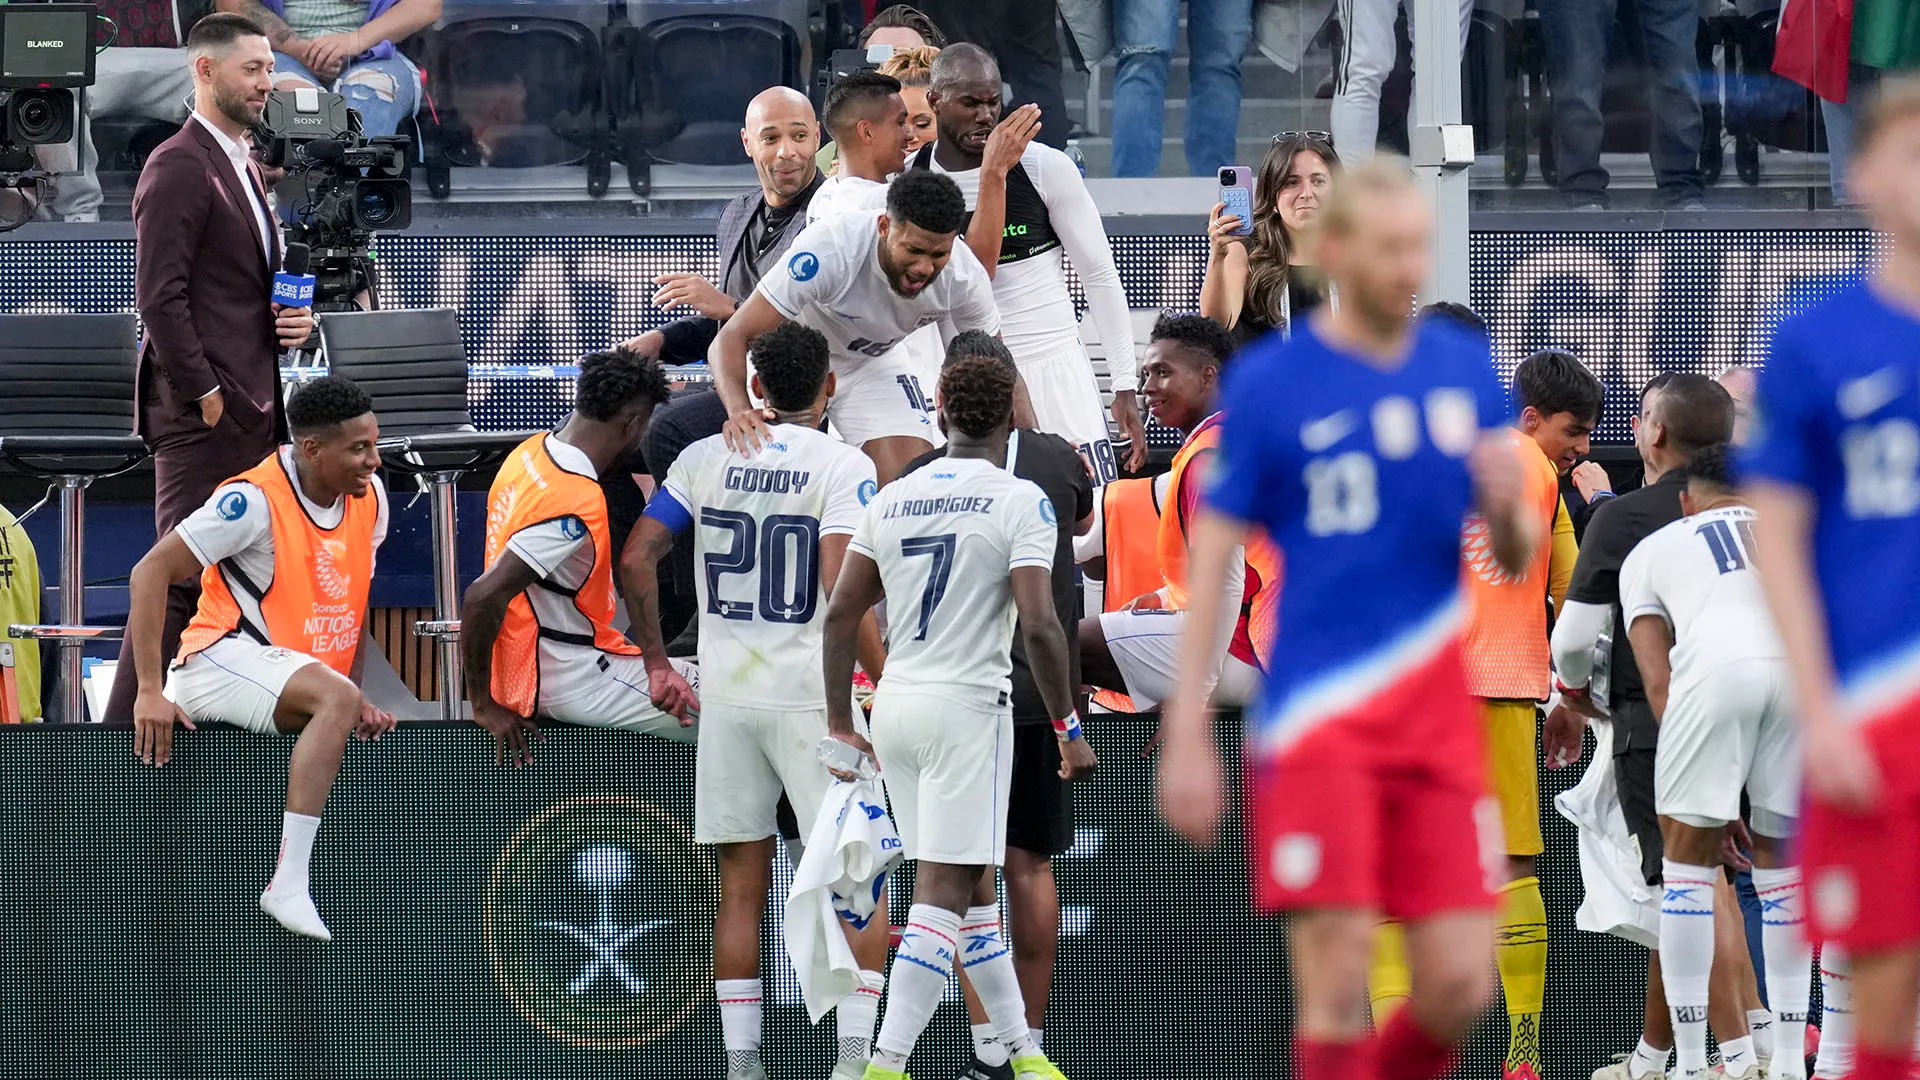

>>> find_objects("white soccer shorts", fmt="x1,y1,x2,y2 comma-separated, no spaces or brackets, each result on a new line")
1015,340,1120,486
1098,608,1260,711
695,703,836,845
868,685,1012,866
825,350,941,448
1655,657,1801,836
166,636,321,735
538,649,700,743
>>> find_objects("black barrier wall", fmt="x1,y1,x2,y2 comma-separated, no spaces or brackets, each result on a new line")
0,229,1882,440
0,719,1647,1080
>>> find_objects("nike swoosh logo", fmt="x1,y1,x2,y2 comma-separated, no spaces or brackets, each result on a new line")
1300,410,1358,452
1839,366,1904,420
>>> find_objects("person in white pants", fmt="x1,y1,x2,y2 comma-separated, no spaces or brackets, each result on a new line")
1330,0,1471,162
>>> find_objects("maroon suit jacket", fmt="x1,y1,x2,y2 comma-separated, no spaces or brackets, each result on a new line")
132,117,288,446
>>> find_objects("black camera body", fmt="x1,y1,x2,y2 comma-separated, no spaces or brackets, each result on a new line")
258,87,412,235
0,3,96,171
256,87,411,310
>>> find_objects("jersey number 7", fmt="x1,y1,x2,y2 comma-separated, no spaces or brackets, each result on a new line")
900,533,957,641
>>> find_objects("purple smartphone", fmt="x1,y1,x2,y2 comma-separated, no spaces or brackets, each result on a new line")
1217,166,1254,236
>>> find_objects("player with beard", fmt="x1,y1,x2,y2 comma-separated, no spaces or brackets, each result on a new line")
128,377,393,942
711,170,999,486
1158,159,1537,1080
809,71,913,224
1746,77,1920,1080
909,44,1148,482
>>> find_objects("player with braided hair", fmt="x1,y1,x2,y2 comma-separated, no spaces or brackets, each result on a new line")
462,347,699,767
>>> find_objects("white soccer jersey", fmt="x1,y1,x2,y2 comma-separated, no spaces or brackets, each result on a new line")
918,140,1137,392
177,445,390,590
755,208,1000,376
656,424,879,709
805,173,889,225
848,455,1057,708
1619,504,1787,691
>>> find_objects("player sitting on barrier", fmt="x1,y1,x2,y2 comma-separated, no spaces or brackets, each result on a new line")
461,348,698,766
129,375,395,942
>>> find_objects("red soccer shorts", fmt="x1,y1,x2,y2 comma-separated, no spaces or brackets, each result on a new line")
1247,643,1504,919
1805,706,1920,953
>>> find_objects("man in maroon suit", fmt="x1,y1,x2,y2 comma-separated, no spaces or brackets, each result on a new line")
107,11,315,721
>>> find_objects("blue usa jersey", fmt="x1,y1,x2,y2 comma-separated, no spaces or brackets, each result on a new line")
1743,282,1920,723
1206,319,1509,758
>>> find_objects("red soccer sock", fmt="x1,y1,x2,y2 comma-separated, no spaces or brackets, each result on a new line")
1296,1034,1377,1080
1853,1043,1912,1080
1378,1009,1459,1080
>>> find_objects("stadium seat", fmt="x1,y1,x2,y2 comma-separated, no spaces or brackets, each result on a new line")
610,0,808,184
416,0,618,199
0,314,148,722
319,307,539,720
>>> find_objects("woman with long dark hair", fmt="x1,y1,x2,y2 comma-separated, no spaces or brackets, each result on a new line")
1199,132,1340,349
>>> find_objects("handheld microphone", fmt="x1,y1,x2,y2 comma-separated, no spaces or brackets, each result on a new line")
275,243,318,363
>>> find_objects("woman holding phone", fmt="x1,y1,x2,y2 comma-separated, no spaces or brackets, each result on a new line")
1199,131,1341,349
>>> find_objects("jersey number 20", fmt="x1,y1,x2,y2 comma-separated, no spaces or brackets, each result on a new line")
701,510,821,623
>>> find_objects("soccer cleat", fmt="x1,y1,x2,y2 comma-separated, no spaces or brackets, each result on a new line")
959,1057,1014,1080
1010,1054,1067,1080
1505,1065,1543,1080
727,1066,769,1080
259,886,331,941
1591,1053,1668,1080
860,1065,909,1080
827,1062,868,1080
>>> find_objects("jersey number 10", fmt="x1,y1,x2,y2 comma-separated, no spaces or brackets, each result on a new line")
701,510,821,623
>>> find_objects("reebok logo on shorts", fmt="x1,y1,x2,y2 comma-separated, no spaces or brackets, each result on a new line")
1272,834,1322,890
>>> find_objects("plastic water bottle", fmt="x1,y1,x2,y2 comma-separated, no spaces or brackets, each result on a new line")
816,736,879,781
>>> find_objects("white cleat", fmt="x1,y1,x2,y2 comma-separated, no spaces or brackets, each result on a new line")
827,1062,867,1080
259,887,332,941
1592,1053,1670,1080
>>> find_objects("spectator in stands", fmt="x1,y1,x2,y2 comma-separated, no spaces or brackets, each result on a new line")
37,0,204,223
1199,132,1339,349
1107,0,1253,176
1330,0,1469,164
214,0,437,139
862,3,946,50
917,0,1071,151
1540,0,1705,209
880,45,941,154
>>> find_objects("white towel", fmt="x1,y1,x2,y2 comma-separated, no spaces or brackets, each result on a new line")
1554,718,1660,948
785,777,903,1022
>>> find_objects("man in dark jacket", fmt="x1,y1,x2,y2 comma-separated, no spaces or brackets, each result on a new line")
621,86,825,366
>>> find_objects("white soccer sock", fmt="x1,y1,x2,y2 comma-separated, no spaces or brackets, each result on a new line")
1720,1035,1760,1078
959,903,1038,1059
1747,1009,1775,1063
836,970,884,1064
716,978,763,1073
1751,866,1814,1079
268,811,321,894
1660,859,1719,1076
1814,949,1852,1079
1629,1037,1672,1079
1030,1027,1042,1051
874,904,962,1067
971,1022,1009,1067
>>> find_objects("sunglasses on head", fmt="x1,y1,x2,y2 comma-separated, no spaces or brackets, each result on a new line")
1272,130,1334,146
